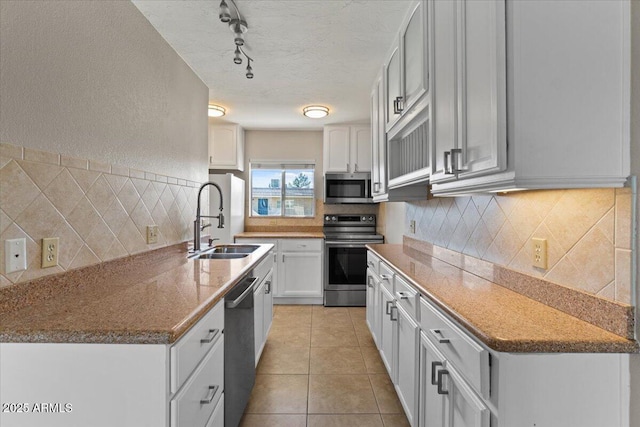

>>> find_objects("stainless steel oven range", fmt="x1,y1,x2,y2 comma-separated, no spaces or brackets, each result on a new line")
323,214,384,306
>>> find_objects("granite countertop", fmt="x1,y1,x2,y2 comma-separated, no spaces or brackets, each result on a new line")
0,243,273,345
235,231,325,239
367,244,638,353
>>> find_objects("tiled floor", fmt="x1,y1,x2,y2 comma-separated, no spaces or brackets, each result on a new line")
239,305,411,427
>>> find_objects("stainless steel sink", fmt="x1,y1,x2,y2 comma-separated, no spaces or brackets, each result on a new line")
210,245,259,254
189,244,260,260
193,252,249,260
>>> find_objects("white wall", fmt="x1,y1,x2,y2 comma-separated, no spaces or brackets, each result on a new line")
0,0,208,183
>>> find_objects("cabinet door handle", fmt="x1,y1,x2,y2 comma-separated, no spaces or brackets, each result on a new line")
390,305,398,321
265,280,271,294
200,385,220,404
209,156,213,164
436,370,450,395
347,163,350,173
431,361,444,385
451,148,463,173
444,151,453,174
429,329,450,344
200,328,220,344
367,276,374,288
386,300,394,315
282,254,285,262
396,291,410,300
373,182,380,192
367,261,375,268
273,253,277,263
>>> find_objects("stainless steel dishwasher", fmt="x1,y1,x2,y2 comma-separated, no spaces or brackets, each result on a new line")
224,275,257,427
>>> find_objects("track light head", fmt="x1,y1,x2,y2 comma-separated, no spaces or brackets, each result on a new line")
234,47,243,64
219,0,231,22
246,61,254,79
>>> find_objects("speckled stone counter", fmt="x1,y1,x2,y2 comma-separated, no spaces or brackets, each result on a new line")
0,243,273,344
235,231,325,239
367,243,638,353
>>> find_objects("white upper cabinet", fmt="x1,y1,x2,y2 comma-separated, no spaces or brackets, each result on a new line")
385,1,429,133
429,0,507,185
323,125,371,174
208,124,245,171
430,0,630,195
371,70,388,200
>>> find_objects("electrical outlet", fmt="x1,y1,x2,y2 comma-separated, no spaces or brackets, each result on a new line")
531,237,548,269
5,238,27,273
41,237,59,268
146,225,159,244
409,220,416,234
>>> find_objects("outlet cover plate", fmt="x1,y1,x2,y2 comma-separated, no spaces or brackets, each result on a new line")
5,238,27,274
42,237,59,268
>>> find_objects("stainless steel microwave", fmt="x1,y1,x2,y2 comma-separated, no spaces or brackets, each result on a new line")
324,172,373,204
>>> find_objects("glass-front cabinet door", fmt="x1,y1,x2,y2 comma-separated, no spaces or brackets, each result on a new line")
402,1,428,113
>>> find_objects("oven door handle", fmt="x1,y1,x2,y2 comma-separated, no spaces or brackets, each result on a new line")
325,241,383,246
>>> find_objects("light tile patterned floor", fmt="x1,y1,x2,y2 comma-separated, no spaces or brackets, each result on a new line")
239,305,410,427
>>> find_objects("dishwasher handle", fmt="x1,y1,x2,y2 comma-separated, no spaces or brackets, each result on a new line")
225,277,259,309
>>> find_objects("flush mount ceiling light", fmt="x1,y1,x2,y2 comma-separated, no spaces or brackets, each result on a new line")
219,0,254,79
303,105,330,119
208,104,226,117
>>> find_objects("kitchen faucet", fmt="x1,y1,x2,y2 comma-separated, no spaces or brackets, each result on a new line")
193,182,225,252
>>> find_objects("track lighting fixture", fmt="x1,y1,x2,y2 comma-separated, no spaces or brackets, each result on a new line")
246,60,253,79
218,0,254,79
219,0,231,23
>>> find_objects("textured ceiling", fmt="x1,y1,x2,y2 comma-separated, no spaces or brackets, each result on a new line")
132,0,414,130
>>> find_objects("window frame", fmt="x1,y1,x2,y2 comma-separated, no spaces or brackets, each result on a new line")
249,161,316,218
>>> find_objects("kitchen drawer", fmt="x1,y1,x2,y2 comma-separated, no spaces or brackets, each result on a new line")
280,238,322,252
205,394,224,427
420,297,490,398
395,274,419,322
379,262,395,294
171,335,224,427
171,300,224,393
253,251,274,284
366,251,380,274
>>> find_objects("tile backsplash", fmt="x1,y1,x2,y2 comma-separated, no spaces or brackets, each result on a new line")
0,143,207,287
406,187,635,304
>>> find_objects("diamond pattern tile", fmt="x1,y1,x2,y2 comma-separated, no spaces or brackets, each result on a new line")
0,146,203,286
405,188,629,303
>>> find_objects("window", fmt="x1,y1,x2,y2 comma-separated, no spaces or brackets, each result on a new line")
250,162,315,217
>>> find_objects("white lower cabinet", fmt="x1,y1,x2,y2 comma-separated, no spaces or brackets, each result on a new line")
395,304,420,426
236,237,323,303
420,334,489,427
366,249,631,427
379,283,397,381
0,300,226,427
252,251,274,365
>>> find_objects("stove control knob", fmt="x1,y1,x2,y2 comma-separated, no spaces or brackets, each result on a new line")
368,216,374,222
331,216,337,221
325,216,330,221
361,216,367,221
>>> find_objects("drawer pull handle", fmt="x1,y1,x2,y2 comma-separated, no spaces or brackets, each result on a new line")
380,274,392,281
390,306,398,321
386,300,394,315
431,361,444,385
367,261,375,268
437,369,449,395
430,329,450,344
396,291,410,300
200,328,220,344
200,384,220,404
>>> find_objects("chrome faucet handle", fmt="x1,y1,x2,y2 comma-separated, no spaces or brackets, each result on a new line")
200,222,212,231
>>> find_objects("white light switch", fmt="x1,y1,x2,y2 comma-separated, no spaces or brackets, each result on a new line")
5,238,27,274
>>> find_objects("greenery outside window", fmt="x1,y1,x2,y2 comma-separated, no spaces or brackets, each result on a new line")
250,161,315,217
